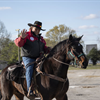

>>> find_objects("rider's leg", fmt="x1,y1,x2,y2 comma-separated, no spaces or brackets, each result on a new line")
22,57,36,94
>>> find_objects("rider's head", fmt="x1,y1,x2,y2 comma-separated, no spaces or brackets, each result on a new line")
28,21,45,35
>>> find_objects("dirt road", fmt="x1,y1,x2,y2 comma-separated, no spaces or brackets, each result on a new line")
67,69,100,100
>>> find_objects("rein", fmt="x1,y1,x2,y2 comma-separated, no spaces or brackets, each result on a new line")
53,56,71,66
36,68,67,82
25,55,67,82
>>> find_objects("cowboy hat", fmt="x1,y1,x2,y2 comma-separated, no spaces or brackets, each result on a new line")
28,21,46,31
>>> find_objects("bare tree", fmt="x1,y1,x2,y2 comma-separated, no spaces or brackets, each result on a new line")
0,20,11,50
0,21,11,61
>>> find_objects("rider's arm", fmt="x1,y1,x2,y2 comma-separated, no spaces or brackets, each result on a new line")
14,36,26,47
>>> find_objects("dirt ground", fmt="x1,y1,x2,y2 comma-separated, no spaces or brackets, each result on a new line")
67,69,100,100
11,69,100,100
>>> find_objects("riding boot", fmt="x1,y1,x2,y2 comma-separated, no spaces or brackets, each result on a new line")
27,88,35,98
27,86,38,99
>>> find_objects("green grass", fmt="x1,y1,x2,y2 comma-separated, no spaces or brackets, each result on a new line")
86,64,100,69
69,64,100,70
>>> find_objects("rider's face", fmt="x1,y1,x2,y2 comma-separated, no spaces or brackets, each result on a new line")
31,27,40,35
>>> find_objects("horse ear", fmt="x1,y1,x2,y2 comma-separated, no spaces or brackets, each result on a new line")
77,35,83,41
69,34,73,41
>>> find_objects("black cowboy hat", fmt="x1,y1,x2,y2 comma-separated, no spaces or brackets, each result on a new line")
28,21,46,31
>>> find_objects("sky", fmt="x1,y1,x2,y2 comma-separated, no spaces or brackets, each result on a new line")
0,0,100,49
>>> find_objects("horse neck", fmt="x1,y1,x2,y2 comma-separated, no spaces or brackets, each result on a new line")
45,40,70,78
55,54,70,77
45,53,70,79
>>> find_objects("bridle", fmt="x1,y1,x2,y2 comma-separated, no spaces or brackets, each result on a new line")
67,48,84,60
53,45,84,66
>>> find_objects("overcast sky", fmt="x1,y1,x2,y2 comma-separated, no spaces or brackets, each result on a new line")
0,0,100,48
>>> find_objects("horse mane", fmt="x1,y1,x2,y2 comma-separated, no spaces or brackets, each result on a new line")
47,36,79,58
47,39,68,58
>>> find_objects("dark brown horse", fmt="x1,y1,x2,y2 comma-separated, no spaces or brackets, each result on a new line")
0,34,88,100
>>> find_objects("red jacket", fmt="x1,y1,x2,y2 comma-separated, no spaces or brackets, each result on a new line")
14,31,49,58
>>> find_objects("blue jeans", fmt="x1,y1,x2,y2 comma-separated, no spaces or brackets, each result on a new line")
22,57,36,92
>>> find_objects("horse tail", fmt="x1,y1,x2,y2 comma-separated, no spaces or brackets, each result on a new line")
0,67,13,100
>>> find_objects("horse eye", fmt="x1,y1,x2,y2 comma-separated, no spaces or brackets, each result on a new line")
78,44,80,46
72,46,76,50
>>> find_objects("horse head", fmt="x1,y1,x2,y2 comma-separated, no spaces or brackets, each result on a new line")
66,34,88,69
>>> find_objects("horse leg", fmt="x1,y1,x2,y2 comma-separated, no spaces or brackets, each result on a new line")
56,94,68,100
14,91,24,100
1,72,13,100
1,93,13,100
1,80,13,100
1,89,13,100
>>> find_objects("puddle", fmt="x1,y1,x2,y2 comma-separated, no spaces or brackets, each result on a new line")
82,86,95,88
69,85,96,89
76,94,84,96
69,86,80,88
85,76,100,77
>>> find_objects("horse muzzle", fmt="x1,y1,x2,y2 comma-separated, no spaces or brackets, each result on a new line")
80,57,88,69
79,56,88,69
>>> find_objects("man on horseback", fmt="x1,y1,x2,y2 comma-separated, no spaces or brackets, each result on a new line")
14,21,50,98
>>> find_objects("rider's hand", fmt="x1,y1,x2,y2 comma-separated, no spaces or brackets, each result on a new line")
48,47,52,51
21,29,28,39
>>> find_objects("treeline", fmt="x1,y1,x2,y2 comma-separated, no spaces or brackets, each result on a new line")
87,48,100,65
0,20,81,65
45,25,76,47
0,21,18,64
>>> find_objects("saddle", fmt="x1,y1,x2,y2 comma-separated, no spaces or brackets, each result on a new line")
6,62,26,83
6,57,44,83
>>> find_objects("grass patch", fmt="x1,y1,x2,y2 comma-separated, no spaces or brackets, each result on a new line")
69,64,100,70
86,64,100,69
